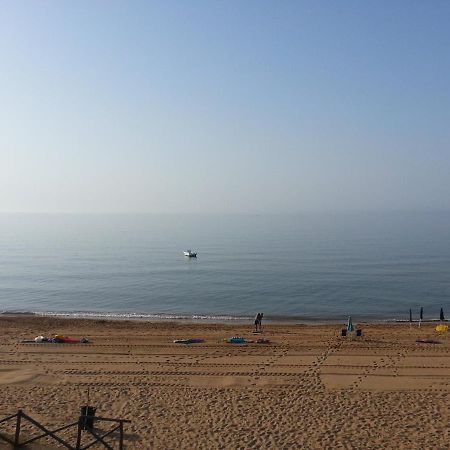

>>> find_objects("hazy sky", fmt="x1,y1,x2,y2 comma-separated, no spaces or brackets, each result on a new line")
1,1,449,213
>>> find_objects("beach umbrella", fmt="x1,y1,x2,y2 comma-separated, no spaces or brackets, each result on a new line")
419,306,423,328
347,316,354,332
409,309,412,323
440,307,445,321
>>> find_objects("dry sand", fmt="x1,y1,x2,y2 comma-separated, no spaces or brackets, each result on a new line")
1,315,450,449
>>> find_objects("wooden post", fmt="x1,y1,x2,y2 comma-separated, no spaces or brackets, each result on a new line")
76,417,82,449
14,410,21,447
119,421,124,450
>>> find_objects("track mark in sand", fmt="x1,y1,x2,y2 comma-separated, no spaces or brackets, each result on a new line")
308,337,342,371
56,369,304,378
249,343,289,385
298,336,344,393
348,346,410,391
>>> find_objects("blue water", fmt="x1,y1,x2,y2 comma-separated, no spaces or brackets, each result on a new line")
0,212,449,322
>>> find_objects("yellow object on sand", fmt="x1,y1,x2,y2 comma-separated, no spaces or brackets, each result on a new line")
435,324,448,332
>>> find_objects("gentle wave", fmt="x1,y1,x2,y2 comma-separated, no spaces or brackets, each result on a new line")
0,309,394,323
0,309,323,322
31,311,254,322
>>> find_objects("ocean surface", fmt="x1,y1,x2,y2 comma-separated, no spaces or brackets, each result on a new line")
0,212,450,323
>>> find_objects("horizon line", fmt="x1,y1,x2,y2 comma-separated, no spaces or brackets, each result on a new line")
1,209,449,216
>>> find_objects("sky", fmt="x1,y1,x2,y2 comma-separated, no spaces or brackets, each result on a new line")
0,0,449,214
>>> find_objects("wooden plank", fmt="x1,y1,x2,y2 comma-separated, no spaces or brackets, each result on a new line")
14,410,21,446
80,428,117,450
85,429,114,450
76,419,82,450
0,410,129,449
21,421,79,446
20,412,76,450
0,412,18,425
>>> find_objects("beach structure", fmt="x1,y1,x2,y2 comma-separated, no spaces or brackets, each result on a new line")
342,317,363,337
0,409,130,449
440,307,445,321
347,316,354,332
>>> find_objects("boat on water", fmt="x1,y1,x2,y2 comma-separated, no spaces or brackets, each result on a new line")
183,250,197,258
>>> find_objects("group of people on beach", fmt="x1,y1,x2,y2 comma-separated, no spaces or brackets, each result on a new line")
254,312,264,332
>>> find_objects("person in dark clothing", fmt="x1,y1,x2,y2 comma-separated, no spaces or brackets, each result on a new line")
254,313,261,332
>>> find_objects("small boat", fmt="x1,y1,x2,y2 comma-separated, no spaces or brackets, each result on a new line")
183,250,197,257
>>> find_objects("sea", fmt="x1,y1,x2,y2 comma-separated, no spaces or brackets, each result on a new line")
0,212,449,323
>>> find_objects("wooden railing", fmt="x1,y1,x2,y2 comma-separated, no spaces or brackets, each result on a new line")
0,409,131,449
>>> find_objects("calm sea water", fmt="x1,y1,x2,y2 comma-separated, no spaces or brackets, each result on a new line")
0,213,449,322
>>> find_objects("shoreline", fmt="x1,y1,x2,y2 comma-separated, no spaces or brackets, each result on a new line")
0,310,434,325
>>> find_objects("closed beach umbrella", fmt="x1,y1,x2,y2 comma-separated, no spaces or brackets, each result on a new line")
347,316,354,332
409,309,412,323
420,307,423,321
440,307,445,321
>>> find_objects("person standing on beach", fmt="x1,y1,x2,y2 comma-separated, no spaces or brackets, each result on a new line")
259,313,264,331
254,313,261,332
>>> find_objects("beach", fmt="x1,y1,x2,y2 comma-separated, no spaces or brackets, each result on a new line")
1,315,450,449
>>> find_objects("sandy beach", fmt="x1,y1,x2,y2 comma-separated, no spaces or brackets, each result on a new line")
1,315,450,449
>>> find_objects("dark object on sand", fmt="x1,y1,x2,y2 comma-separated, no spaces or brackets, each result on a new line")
80,405,96,430
173,338,204,344
356,329,363,337
226,336,246,344
440,307,445,321
420,307,423,321
416,339,441,344
341,329,347,337
0,409,130,448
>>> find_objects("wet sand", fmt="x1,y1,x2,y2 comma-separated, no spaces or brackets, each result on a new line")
1,315,450,449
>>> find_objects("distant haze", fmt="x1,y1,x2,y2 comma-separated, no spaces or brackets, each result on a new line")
1,1,449,213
